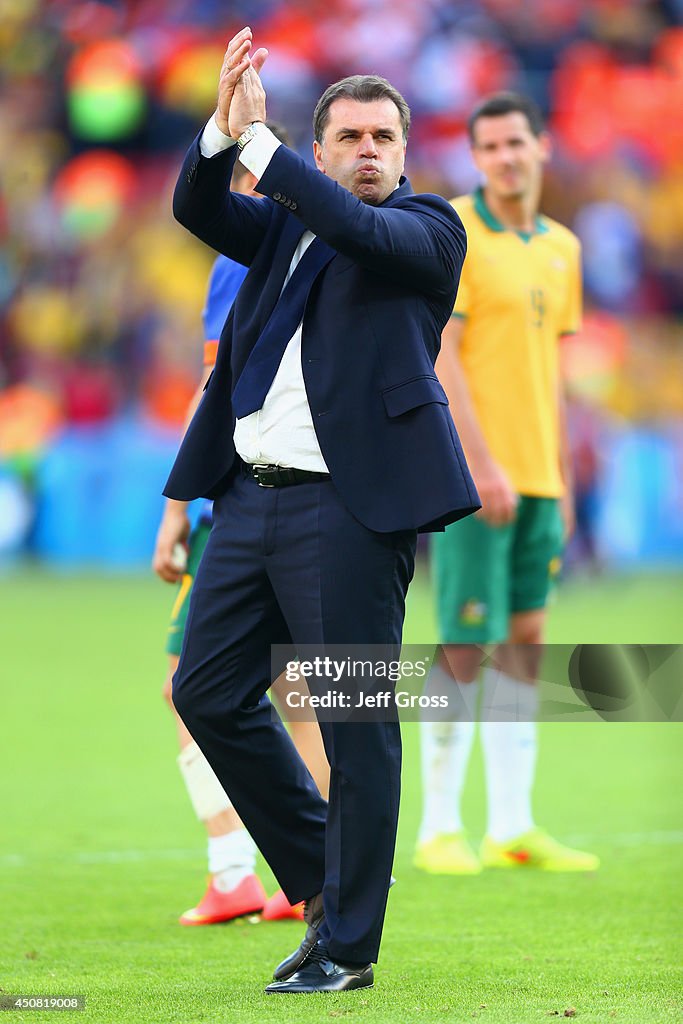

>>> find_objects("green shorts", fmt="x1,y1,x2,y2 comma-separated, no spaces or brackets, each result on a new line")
431,496,563,645
165,522,211,656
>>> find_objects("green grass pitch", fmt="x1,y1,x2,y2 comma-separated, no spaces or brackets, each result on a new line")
1,566,681,1023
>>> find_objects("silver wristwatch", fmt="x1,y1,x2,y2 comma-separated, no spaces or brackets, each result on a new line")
237,122,263,151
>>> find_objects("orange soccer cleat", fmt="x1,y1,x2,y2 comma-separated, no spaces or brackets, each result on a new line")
261,889,305,922
179,873,266,926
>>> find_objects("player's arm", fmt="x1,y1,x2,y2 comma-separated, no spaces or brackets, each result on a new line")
557,235,582,541
437,316,517,527
152,365,214,583
557,372,575,542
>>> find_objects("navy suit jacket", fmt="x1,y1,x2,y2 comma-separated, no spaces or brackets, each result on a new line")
165,134,480,533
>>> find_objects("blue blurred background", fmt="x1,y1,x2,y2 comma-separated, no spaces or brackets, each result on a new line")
1,0,682,570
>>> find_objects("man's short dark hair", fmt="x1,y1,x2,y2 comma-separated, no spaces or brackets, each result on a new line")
468,92,544,142
313,75,411,144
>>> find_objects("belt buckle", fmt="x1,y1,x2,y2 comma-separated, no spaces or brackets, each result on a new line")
254,465,277,488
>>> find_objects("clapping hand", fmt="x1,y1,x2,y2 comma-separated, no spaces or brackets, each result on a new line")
214,27,268,140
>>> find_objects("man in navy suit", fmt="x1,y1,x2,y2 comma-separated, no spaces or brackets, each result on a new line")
167,26,479,993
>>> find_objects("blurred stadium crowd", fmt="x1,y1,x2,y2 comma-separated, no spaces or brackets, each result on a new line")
1,0,683,566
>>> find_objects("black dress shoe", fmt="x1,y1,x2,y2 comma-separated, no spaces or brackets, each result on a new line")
265,942,373,994
272,892,324,981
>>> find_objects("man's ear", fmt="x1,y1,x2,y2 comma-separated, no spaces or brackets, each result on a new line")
313,140,325,173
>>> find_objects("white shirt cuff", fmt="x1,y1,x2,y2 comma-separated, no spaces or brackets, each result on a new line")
237,122,282,180
199,114,237,158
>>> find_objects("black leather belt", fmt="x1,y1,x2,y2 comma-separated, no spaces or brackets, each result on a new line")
246,463,331,488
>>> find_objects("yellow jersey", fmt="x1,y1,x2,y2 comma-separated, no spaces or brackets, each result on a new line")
450,189,581,498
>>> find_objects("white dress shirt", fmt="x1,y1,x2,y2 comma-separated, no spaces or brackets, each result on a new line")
199,117,328,472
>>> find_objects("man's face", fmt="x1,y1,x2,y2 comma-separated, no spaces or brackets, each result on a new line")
470,111,550,201
313,97,406,206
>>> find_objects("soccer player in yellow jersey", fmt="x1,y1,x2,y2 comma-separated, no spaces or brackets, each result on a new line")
415,93,599,874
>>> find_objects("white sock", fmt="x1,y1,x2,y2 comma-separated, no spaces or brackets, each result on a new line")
480,667,538,842
208,829,257,891
418,664,479,843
